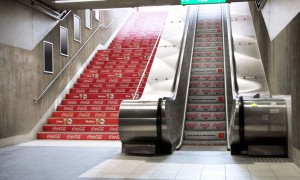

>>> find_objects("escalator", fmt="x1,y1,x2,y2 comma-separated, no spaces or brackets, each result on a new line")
119,4,288,156
185,5,226,146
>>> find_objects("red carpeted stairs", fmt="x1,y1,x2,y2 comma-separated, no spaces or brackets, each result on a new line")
37,11,167,140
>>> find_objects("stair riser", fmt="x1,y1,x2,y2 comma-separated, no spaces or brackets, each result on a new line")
195,33,222,38
191,68,223,75
188,96,224,103
187,104,225,112
196,29,221,34
186,112,225,121
52,111,119,118
43,125,118,132
195,37,222,42
77,78,146,83
190,81,224,88
189,88,224,96
57,105,120,111
184,131,226,140
90,59,149,65
194,47,222,52
37,133,120,140
98,49,153,54
193,51,222,57
109,44,155,48
61,99,122,105
192,57,223,62
66,93,137,99
85,68,145,74
80,73,142,79
70,88,143,94
190,75,223,81
74,83,144,88
48,118,118,125
194,42,222,47
192,62,223,68
88,63,147,69
185,121,226,130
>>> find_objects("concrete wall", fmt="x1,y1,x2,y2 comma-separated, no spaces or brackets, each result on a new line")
0,1,59,50
0,2,132,146
249,2,300,165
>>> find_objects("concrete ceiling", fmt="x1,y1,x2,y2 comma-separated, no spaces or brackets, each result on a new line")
40,0,254,10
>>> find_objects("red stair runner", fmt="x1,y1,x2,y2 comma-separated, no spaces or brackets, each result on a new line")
37,11,168,140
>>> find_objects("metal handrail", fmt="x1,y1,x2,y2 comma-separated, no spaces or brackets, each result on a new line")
132,21,166,100
34,14,120,102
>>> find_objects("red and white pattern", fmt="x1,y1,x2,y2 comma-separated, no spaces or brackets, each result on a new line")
37,11,168,140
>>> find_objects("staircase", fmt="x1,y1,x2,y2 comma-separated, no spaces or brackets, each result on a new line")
37,11,167,140
184,5,226,146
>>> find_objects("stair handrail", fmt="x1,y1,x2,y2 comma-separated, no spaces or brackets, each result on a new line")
34,14,120,102
132,21,166,100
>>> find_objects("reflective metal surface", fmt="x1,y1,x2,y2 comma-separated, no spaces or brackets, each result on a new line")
230,98,287,156
119,6,192,154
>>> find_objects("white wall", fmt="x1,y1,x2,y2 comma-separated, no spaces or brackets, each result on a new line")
261,0,300,41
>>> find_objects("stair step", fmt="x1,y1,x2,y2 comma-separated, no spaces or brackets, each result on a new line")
43,125,118,132
89,59,149,65
187,103,225,112
196,21,221,26
61,99,122,105
194,37,222,42
195,33,222,38
88,63,147,69
77,77,146,83
184,131,226,140
191,68,223,75
189,88,224,96
196,25,221,29
74,83,144,88
69,87,143,94
80,72,142,79
109,44,155,49
183,140,227,146
98,48,153,54
37,132,120,140
193,51,222,57
186,112,225,121
192,62,223,68
190,74,223,81
84,68,145,74
188,95,224,103
195,29,221,34
57,105,120,111
185,121,226,130
48,117,118,125
52,111,119,118
65,93,137,100
190,81,223,88
192,56,223,62
193,46,222,52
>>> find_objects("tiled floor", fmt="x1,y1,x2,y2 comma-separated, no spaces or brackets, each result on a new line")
1,140,300,180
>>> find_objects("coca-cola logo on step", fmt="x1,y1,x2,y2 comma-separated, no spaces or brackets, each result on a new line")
80,100,90,105
87,134,102,139
201,113,211,118
77,106,88,111
91,106,102,111
94,100,104,105
61,112,74,117
63,106,74,111
107,100,118,105
66,134,81,140
52,126,67,131
95,112,106,118
109,127,118,131
102,89,112,93
187,123,197,129
106,84,116,88
46,134,61,139
89,89,99,93
91,126,104,132
200,123,211,128
78,112,90,118
67,100,76,105
72,126,86,132
109,135,119,140
109,79,118,83
116,89,126,93
105,106,117,111
110,112,119,117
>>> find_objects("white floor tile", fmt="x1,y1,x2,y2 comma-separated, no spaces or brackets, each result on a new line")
270,164,300,177
101,173,130,178
278,177,300,180
180,164,203,171
136,162,161,170
250,171,276,177
175,174,201,180
151,174,177,179
79,171,106,178
248,164,273,172
203,164,225,171
252,177,278,180
200,175,225,180
126,172,153,179
225,164,248,172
